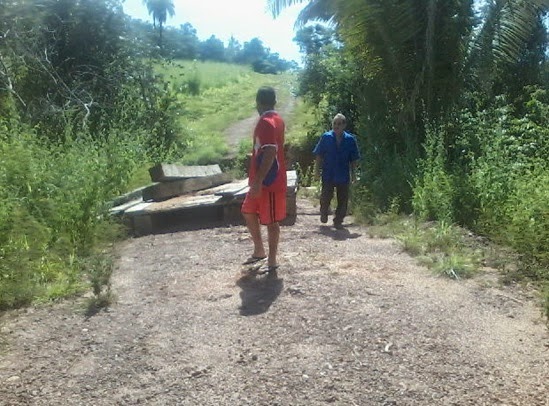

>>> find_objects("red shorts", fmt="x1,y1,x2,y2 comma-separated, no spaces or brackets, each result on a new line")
241,190,287,225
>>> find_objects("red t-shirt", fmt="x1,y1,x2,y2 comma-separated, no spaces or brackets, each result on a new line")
249,111,287,193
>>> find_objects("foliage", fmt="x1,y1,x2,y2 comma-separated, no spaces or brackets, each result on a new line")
504,169,549,277
278,0,548,319
83,255,116,317
0,122,140,309
284,97,322,174
0,0,181,154
349,184,377,224
412,124,455,223
395,218,480,280
143,0,175,48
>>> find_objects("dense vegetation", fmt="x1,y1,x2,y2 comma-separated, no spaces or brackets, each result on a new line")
273,0,548,316
0,0,293,309
1,0,548,321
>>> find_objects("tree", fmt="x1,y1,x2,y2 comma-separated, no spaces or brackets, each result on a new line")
199,35,225,62
0,0,131,136
467,0,549,102
267,0,548,209
0,0,181,149
143,0,175,48
225,36,242,63
270,0,548,121
162,23,200,59
268,0,334,27
293,24,336,55
236,38,268,64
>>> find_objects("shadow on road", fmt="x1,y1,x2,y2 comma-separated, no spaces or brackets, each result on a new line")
316,225,362,241
236,274,284,316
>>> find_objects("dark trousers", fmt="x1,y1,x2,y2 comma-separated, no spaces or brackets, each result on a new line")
320,181,350,224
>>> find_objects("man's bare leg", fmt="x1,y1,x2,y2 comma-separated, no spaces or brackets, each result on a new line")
243,212,266,258
266,222,280,267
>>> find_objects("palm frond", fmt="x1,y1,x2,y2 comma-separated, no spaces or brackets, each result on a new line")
295,0,336,28
472,0,547,64
493,0,546,63
267,0,307,18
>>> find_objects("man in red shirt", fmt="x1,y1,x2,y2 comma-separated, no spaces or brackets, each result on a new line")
241,86,287,274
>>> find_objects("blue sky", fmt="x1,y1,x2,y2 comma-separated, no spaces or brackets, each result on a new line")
122,0,305,63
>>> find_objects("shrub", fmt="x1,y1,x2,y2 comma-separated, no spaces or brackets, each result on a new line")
504,169,549,278
412,124,454,222
0,121,141,309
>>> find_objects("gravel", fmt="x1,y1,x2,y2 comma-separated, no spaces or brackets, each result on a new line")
1,197,548,405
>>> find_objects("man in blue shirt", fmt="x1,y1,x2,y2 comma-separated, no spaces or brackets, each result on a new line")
313,113,360,229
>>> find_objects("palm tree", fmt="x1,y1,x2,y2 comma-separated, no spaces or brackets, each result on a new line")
143,0,175,48
270,0,472,121
268,0,547,119
268,0,333,28
467,0,549,96
268,0,547,209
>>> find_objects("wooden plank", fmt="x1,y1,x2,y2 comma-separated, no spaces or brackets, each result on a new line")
109,198,144,216
144,194,223,213
213,170,298,199
119,171,298,232
149,163,222,182
124,201,153,215
131,215,153,236
287,170,298,192
212,179,249,197
142,173,232,202
110,185,147,207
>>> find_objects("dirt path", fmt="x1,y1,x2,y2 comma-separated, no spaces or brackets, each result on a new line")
1,99,548,405
223,94,297,159
0,196,548,405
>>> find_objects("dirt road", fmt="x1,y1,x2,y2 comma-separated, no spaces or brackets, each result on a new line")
0,196,548,405
1,97,548,405
222,92,297,159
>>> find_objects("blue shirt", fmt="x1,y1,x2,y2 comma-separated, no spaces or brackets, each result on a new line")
313,130,360,184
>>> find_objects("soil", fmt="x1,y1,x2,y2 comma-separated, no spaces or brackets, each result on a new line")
1,104,549,405
222,92,297,160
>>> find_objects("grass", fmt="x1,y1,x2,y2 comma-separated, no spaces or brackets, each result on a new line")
350,194,483,280
156,60,297,166
156,60,254,93
378,217,481,280
123,61,298,188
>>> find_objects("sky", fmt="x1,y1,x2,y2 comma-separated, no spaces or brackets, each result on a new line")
122,0,306,63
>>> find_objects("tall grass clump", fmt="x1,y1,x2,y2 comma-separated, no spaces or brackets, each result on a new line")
503,169,549,278
0,121,144,310
470,90,548,276
412,124,455,223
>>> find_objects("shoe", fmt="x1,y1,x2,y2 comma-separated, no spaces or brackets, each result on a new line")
333,221,344,230
242,256,266,265
320,213,328,223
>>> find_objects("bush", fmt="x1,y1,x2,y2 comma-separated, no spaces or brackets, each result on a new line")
412,124,455,222
504,169,549,277
0,121,142,309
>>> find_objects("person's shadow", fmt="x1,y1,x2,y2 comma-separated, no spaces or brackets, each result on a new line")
236,274,284,316
317,225,362,241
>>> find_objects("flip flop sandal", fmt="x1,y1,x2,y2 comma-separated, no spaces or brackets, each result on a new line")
242,256,267,265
